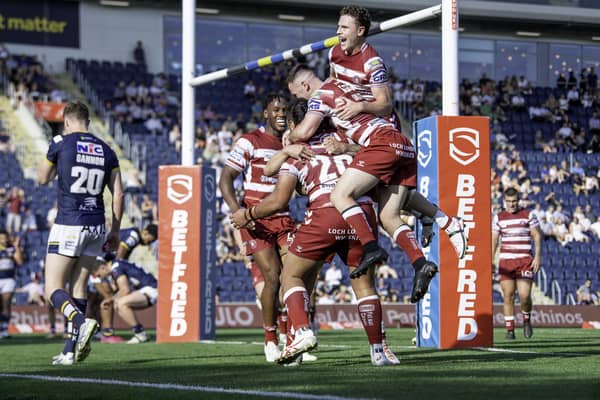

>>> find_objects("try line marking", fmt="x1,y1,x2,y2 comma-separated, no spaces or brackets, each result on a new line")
0,373,374,400
473,347,589,357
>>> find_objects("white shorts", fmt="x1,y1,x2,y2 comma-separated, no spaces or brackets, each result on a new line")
138,286,158,306
0,278,16,294
47,223,106,258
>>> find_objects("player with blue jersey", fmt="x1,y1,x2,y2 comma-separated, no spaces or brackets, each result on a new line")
38,100,124,365
93,254,157,344
117,224,158,260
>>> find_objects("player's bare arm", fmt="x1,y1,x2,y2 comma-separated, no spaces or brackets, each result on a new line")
264,144,314,177
230,175,297,229
116,243,130,260
530,225,542,273
289,111,323,143
323,136,360,156
12,236,24,265
491,230,499,267
219,165,242,213
113,275,131,303
333,84,392,120
105,168,124,252
37,160,57,185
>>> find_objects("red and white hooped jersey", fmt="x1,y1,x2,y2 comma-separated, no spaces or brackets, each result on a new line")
329,43,388,88
493,208,539,260
225,127,289,215
307,78,395,146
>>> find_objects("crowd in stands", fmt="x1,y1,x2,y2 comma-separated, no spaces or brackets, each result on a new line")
2,44,600,305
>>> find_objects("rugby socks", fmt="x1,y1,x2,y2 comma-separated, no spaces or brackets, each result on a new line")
133,324,144,334
74,298,88,317
102,328,115,337
283,287,310,332
50,289,86,328
0,313,9,333
393,225,425,267
357,295,383,345
341,205,377,245
63,321,77,355
277,307,288,344
264,324,278,344
522,312,530,324
505,315,515,332
435,211,451,230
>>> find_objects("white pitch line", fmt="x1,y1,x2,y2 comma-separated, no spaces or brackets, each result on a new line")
0,374,374,400
472,347,589,357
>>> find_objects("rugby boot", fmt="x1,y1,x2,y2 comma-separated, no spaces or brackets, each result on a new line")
381,339,400,364
505,330,516,340
127,331,149,344
523,321,533,339
278,327,317,364
419,215,435,247
302,352,318,362
350,246,388,279
264,341,281,362
445,217,468,259
410,261,438,303
370,344,398,366
75,318,99,362
52,352,74,366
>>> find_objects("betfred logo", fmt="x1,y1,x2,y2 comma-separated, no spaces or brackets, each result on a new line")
76,141,104,156
167,175,193,205
449,127,480,166
417,129,433,167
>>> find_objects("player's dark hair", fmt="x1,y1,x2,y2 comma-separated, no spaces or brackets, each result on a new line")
145,223,158,239
504,187,519,197
340,5,371,38
0,229,8,237
98,252,116,263
261,93,287,112
286,63,313,85
63,100,90,124
286,98,308,126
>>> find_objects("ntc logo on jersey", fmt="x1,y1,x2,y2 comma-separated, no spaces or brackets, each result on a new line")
308,98,322,111
76,141,104,156
449,127,480,166
417,129,433,167
371,69,387,83
167,175,193,205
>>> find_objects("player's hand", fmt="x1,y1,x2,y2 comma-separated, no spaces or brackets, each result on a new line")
282,129,292,146
334,99,363,120
532,256,541,273
230,209,254,230
323,136,347,155
102,231,119,252
284,144,314,160
101,298,114,310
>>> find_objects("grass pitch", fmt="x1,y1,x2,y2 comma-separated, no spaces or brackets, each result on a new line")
1,328,599,400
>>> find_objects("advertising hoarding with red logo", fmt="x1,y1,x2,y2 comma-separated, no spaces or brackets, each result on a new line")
157,165,216,343
415,116,492,349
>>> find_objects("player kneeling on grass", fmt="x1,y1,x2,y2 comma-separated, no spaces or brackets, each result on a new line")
92,254,156,344
232,99,399,366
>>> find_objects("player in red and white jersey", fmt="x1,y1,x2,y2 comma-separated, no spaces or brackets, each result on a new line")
492,187,542,340
287,64,467,304
231,99,400,366
219,94,295,362
328,5,393,123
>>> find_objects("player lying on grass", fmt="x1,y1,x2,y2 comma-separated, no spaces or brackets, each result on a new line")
231,99,399,366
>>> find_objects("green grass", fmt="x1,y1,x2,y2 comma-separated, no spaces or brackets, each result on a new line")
1,328,599,400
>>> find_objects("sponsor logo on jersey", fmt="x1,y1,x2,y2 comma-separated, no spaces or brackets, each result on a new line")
76,141,104,156
371,69,387,83
167,175,193,205
308,98,322,111
449,127,480,166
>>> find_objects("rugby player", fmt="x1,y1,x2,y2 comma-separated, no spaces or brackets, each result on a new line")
0,230,23,338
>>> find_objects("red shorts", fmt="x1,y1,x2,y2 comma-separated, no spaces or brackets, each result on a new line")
351,130,417,188
498,256,534,281
240,215,295,256
288,204,377,267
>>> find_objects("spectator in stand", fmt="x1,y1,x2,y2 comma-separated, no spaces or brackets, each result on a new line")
566,85,580,106
244,80,256,98
0,187,7,221
144,112,163,134
553,218,569,246
589,113,600,134
567,216,590,243
21,206,38,232
376,277,390,302
587,67,597,90
139,194,156,226
510,91,525,110
168,124,182,152
125,81,137,102
6,186,24,235
133,41,146,65
577,279,598,305
324,262,342,294
556,73,567,90
376,263,398,279
556,160,570,183
584,171,599,194
567,70,578,89
581,91,593,108
586,134,600,153
571,161,585,179
558,94,569,112
590,216,600,239
217,123,234,155
538,215,554,239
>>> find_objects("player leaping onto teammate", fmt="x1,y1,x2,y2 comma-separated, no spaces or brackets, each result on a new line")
287,64,466,303
232,99,400,366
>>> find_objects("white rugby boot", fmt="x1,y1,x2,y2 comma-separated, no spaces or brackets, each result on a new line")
445,217,468,259
370,344,399,366
52,352,74,365
127,331,149,344
264,341,281,362
381,339,400,364
75,318,99,362
278,327,317,364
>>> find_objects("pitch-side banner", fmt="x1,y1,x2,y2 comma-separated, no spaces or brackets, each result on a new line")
157,165,216,343
415,116,492,349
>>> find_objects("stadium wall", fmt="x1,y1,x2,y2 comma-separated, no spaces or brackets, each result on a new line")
5,2,164,74
10,304,600,331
